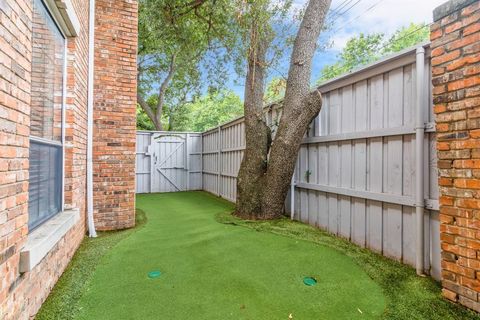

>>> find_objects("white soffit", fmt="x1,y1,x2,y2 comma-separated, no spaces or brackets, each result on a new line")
44,0,81,37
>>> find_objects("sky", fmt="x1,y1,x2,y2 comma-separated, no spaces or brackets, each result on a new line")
226,0,446,99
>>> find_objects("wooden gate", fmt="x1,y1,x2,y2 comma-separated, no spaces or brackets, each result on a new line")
151,133,187,192
136,132,202,193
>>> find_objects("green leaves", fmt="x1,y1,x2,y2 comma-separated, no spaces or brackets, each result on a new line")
317,23,429,83
317,32,383,82
136,89,243,132
264,77,287,105
138,0,242,130
137,0,299,131
383,22,430,53
180,89,244,132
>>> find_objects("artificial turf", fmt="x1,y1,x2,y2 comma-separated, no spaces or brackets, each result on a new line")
37,191,480,319
78,192,384,319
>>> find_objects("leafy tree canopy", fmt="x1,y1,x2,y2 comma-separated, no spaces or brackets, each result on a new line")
137,0,241,130
138,89,243,132
137,0,299,132
177,89,244,132
384,22,430,53
317,22,429,83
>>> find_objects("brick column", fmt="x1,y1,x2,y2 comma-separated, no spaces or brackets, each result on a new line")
431,0,480,312
93,0,138,230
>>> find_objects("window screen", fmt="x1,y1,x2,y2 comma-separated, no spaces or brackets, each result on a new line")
29,0,65,230
28,142,62,229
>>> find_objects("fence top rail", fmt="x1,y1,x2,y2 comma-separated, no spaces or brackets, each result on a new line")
317,41,430,92
137,130,202,135
202,103,284,135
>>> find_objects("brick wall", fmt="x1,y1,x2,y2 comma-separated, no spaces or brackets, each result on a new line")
0,0,90,318
431,0,480,312
93,0,137,230
0,0,137,318
0,0,32,317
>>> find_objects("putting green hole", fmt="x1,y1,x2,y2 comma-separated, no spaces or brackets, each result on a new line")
148,270,162,279
303,276,317,286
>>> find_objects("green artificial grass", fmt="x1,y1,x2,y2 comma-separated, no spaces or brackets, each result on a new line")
36,210,147,320
77,192,384,319
216,209,480,320
37,192,480,319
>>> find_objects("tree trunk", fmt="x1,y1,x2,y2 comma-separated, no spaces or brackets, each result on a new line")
137,53,176,132
261,0,331,218
153,115,163,131
235,26,271,219
262,90,322,217
137,93,163,130
168,114,173,131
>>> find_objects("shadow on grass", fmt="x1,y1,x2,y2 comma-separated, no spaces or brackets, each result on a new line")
215,211,480,320
36,210,147,320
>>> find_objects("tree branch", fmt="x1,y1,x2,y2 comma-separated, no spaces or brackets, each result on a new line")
165,0,208,22
137,64,161,130
175,0,208,17
155,53,177,127
137,92,160,130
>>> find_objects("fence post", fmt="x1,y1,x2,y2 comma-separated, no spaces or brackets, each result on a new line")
201,133,204,191
185,133,189,191
415,46,426,276
290,173,295,220
217,126,222,196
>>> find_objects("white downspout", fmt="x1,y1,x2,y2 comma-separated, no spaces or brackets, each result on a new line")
415,46,425,275
87,0,97,237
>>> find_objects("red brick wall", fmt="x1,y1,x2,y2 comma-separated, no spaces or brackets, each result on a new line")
0,0,137,318
0,0,32,318
93,0,137,230
431,0,480,312
0,0,89,318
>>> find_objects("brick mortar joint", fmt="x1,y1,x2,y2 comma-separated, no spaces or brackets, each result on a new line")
432,0,480,313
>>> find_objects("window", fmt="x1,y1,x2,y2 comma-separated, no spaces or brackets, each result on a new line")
29,0,66,230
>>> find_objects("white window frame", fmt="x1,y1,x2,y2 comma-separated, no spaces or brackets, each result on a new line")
19,0,80,273
42,0,80,37
29,0,68,229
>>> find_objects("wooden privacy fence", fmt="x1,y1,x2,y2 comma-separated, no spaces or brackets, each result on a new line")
136,132,202,193
135,43,440,279
201,43,441,279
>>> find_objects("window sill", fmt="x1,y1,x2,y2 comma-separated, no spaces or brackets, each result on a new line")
19,209,80,273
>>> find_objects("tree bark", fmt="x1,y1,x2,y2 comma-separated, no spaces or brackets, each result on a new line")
235,25,271,219
137,93,163,130
136,53,177,131
261,0,331,218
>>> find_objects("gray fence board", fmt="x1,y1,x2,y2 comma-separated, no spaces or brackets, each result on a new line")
135,131,202,193
197,44,440,279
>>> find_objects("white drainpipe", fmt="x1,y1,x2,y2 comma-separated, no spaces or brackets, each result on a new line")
415,46,425,275
87,0,97,237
